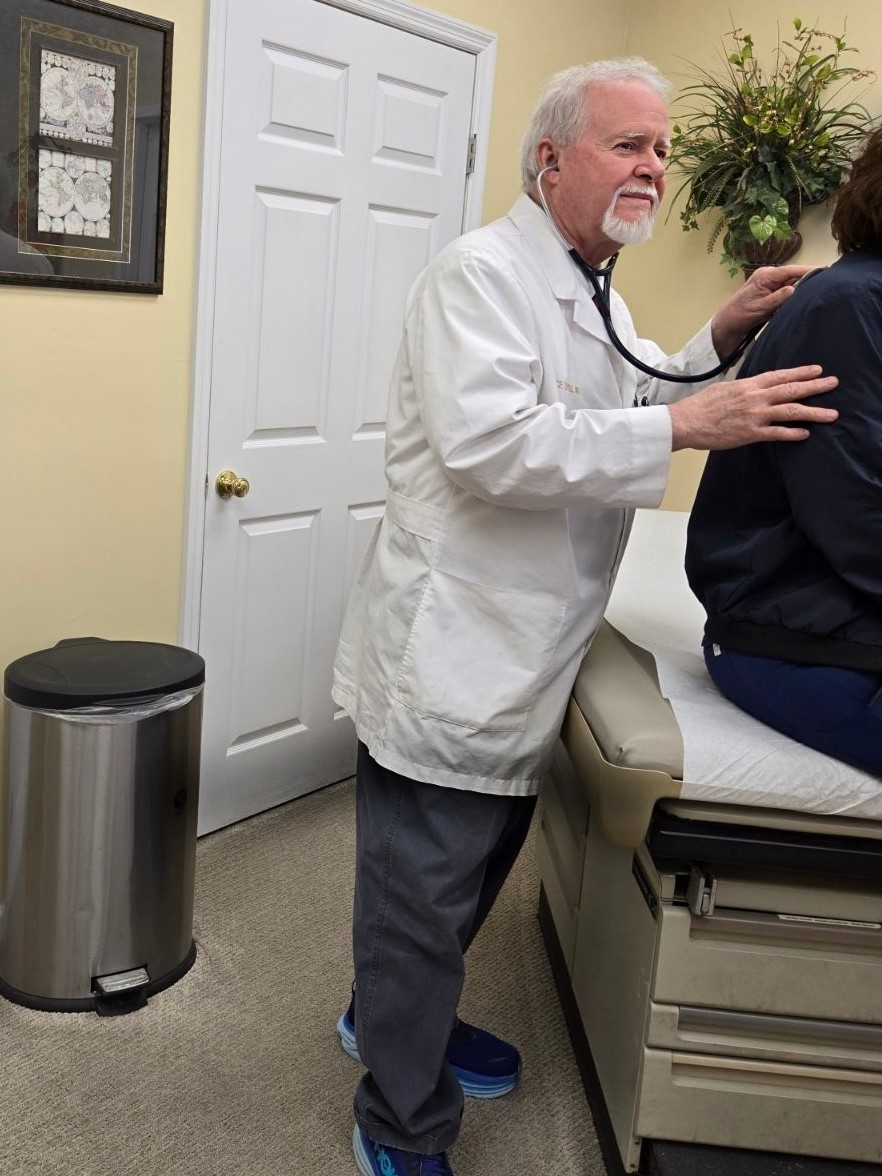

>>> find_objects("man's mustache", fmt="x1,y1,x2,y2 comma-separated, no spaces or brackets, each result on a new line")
616,184,659,210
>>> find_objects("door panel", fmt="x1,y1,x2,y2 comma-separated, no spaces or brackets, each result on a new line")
197,0,477,832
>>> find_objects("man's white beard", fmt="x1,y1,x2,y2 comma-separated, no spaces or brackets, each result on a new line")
601,185,658,246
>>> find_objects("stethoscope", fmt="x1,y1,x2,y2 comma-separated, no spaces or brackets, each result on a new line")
534,165,763,384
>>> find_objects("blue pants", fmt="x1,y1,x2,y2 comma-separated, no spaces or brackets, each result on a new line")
704,642,882,776
351,743,536,1153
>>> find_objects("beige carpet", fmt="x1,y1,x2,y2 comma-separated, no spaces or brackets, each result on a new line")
0,779,604,1175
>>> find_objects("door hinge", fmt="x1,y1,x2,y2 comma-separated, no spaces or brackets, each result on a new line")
466,133,477,176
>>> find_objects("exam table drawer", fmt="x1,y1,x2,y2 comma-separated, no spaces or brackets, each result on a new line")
636,1048,882,1164
653,904,882,1023
647,1001,882,1072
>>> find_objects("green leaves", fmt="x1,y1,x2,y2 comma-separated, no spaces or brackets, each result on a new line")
749,215,777,243
667,17,874,272
749,194,792,244
728,34,754,66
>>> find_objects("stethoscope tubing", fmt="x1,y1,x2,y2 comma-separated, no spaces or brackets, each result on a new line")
569,249,761,383
534,166,760,384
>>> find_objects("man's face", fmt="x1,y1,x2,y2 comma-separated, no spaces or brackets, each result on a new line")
537,79,671,266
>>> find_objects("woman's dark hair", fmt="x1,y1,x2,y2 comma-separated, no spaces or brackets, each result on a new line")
830,124,882,254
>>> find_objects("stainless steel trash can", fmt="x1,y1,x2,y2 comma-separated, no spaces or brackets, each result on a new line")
0,638,205,1015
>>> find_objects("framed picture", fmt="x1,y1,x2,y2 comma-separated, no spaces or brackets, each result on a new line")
0,0,173,293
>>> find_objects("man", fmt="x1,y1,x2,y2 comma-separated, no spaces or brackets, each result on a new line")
333,58,838,1176
686,123,882,777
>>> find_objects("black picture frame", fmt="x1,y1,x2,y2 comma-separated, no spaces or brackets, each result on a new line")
0,0,173,293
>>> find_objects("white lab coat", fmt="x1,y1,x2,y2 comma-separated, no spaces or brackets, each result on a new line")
332,194,720,796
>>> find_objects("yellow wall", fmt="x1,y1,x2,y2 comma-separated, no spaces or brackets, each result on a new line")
622,0,882,508
1,0,207,679
436,0,629,220
0,0,628,685
2,0,879,688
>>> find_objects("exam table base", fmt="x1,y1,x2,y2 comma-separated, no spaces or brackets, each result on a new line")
538,887,879,1176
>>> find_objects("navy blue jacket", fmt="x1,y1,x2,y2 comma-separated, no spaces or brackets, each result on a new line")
686,248,882,671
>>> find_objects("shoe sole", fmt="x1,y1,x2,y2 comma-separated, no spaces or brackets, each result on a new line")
353,1126,377,1176
337,1015,520,1100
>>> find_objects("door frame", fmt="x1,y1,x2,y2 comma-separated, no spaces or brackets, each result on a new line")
180,0,497,648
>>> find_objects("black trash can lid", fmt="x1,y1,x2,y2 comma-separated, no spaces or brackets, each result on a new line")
4,638,205,710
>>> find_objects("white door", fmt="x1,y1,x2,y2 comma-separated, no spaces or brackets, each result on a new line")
195,0,481,833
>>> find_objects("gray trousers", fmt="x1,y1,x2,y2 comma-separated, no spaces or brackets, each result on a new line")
352,742,537,1153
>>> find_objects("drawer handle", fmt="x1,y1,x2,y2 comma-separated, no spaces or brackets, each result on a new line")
690,909,882,952
671,1051,882,1099
678,1005,882,1051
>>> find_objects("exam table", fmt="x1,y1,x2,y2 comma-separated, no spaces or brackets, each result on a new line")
538,510,882,1176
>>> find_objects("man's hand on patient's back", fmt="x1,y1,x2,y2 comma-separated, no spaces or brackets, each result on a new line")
668,365,838,452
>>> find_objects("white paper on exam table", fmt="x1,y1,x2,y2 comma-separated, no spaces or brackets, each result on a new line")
604,510,882,820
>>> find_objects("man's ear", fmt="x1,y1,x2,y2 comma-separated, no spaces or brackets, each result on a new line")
536,139,561,175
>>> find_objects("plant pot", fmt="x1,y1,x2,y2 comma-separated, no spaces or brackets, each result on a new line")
738,229,803,275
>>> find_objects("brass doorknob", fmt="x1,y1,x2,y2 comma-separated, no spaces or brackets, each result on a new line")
215,470,250,499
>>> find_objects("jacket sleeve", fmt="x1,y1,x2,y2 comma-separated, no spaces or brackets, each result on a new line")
769,290,882,606
409,248,673,510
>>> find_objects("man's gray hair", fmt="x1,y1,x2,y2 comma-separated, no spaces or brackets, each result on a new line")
519,58,671,189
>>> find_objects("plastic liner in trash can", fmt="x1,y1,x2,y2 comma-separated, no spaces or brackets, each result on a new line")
0,638,205,1015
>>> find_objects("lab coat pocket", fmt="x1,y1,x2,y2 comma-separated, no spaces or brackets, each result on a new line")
395,569,568,732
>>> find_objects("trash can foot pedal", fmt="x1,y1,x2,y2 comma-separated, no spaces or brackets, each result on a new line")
93,966,150,1016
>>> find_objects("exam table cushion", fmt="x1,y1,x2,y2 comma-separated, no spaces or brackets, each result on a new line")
573,619,683,777
568,511,882,837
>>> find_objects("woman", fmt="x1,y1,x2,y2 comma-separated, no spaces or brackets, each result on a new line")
686,125,882,776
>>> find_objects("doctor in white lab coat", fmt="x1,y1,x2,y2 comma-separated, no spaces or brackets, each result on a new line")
337,58,839,1176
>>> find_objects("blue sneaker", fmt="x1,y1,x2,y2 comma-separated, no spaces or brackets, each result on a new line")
337,995,521,1099
353,1126,455,1175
